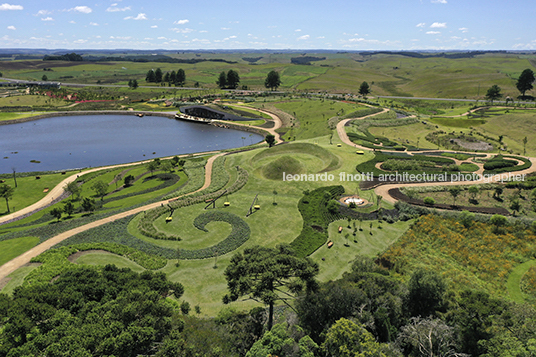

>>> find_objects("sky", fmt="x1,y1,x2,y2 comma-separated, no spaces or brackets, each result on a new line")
1,0,535,51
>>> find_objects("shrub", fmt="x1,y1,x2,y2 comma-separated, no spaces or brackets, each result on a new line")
423,197,435,205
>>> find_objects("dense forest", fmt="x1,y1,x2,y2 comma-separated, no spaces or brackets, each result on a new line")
2,231,536,356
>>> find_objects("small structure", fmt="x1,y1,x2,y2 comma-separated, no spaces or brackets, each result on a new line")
246,194,259,217
327,241,334,248
338,226,343,233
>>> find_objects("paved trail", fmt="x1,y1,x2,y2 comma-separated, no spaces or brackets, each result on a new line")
335,110,536,203
0,152,224,283
0,108,281,283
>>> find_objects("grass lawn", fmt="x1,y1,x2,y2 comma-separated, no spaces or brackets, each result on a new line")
311,220,412,282
410,187,535,218
0,94,69,107
74,251,146,273
506,260,536,304
367,122,439,149
0,236,40,266
0,172,75,216
0,264,40,295
0,112,48,122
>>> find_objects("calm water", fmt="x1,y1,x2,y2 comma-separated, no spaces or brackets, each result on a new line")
0,114,262,174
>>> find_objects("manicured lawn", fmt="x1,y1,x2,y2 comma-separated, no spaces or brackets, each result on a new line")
0,236,40,266
74,251,146,273
0,264,40,295
0,172,74,216
311,219,412,282
507,260,536,304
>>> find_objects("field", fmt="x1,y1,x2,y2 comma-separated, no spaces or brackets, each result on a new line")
1,52,536,318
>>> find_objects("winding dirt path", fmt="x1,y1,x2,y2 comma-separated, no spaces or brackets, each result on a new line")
335,109,536,203
0,152,224,282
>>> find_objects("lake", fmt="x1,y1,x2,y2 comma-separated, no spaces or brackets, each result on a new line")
0,114,263,174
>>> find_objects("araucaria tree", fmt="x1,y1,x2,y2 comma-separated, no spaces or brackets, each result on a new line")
223,244,319,330
485,84,502,104
176,68,186,86
0,184,14,213
264,70,281,91
216,71,227,89
516,68,535,98
226,69,240,89
358,81,371,97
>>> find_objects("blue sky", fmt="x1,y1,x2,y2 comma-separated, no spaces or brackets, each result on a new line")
1,0,535,50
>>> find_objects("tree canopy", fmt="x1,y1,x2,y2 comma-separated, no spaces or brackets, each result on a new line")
0,265,183,357
264,70,281,91
516,68,535,98
485,84,502,103
223,244,319,330
359,81,371,97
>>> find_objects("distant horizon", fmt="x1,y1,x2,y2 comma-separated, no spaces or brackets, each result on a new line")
0,48,533,54
1,0,535,51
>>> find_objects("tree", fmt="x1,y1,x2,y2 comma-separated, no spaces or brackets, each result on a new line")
163,72,170,84
11,167,17,188
154,68,163,83
161,160,174,173
64,181,81,201
223,244,319,330
468,185,479,203
485,84,502,104
490,214,508,233
322,318,393,357
396,317,465,357
176,68,186,86
264,70,281,91
50,207,63,221
147,161,159,176
516,68,535,98
146,69,156,82
265,134,276,147
406,268,446,318
63,201,74,217
226,69,240,89
124,174,135,187
92,180,108,201
448,186,462,206
0,184,14,213
359,81,371,97
459,210,475,228
81,197,96,213
216,71,227,89
41,74,48,81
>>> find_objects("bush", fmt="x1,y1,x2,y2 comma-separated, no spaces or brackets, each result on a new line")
423,197,435,205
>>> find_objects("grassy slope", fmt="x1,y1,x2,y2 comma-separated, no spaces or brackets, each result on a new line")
0,236,39,266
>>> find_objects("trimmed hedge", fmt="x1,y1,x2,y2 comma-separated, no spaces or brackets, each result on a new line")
483,155,532,175
290,185,345,258
177,211,250,260
25,242,167,286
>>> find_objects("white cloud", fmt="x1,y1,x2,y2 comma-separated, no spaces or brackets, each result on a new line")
426,31,441,35
430,22,446,28
124,13,147,20
151,25,158,28
41,17,54,21
69,20,76,24
459,27,469,33
416,23,426,28
295,29,302,32
7,25,15,30
170,27,194,33
106,6,130,12
73,39,87,44
297,35,310,40
174,19,189,25
0,3,23,10
70,6,92,14
221,27,230,30
36,9,50,15
431,0,447,3
90,22,98,26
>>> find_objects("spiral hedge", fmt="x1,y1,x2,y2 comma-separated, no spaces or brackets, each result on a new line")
177,211,250,260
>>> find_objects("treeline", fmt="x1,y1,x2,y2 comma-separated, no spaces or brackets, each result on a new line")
360,50,508,59
43,52,84,61
290,56,326,65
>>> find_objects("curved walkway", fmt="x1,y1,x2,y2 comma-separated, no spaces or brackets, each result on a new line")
0,107,285,283
335,109,536,204
0,152,224,282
